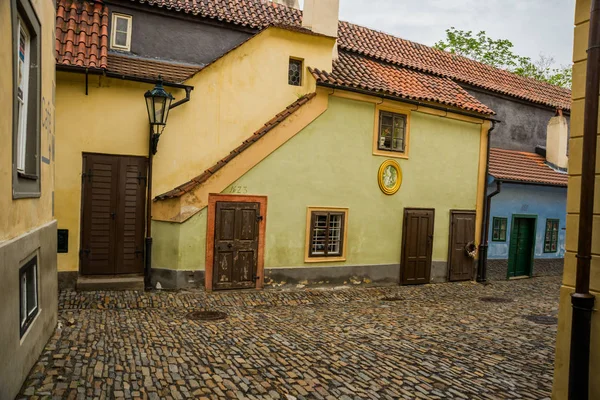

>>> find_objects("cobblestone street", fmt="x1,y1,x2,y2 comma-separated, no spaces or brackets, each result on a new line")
18,277,561,400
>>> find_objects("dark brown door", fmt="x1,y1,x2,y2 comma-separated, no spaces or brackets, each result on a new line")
80,154,147,275
448,211,476,282
213,202,260,290
401,208,434,285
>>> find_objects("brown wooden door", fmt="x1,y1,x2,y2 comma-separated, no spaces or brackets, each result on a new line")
401,208,434,285
213,202,260,290
448,211,476,282
80,154,147,275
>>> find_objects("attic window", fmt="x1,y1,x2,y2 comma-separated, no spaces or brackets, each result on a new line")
111,13,132,51
288,58,302,86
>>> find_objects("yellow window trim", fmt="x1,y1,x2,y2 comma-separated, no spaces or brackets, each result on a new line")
304,206,349,263
373,104,411,159
110,13,132,52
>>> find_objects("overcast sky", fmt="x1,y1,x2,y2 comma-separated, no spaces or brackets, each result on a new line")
299,0,576,67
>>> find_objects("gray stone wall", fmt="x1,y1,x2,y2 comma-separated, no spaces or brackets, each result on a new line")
108,4,253,66
465,87,570,152
0,221,58,400
487,258,564,281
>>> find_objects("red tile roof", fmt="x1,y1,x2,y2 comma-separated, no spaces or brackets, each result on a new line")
155,92,317,200
56,0,108,68
310,52,494,115
107,55,202,83
489,148,568,187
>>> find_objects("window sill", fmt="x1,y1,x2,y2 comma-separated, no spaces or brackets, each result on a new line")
373,149,409,159
17,171,39,181
304,256,347,263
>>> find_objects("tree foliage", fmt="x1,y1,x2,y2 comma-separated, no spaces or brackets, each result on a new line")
433,27,572,88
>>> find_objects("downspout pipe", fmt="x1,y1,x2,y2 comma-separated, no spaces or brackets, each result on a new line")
477,121,497,283
568,0,600,397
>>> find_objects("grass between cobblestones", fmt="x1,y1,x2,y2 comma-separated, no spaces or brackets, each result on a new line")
18,277,560,400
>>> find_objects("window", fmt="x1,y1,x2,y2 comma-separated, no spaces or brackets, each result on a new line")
19,256,39,337
492,217,507,241
288,58,302,86
12,0,41,198
378,111,407,153
544,219,560,253
305,207,349,261
111,13,132,51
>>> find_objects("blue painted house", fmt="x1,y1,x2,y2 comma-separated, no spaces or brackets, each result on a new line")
485,115,568,280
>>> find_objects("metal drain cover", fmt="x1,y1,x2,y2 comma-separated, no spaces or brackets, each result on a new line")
186,311,227,321
479,297,514,303
381,296,404,302
525,315,558,325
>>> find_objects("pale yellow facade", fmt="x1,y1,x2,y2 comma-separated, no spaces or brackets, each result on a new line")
552,0,600,398
55,27,336,272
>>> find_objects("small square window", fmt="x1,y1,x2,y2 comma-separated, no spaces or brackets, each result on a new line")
111,13,132,51
288,58,302,86
378,111,407,153
492,217,507,242
19,256,39,337
544,219,560,253
306,208,348,261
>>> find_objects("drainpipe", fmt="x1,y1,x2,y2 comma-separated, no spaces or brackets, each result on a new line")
568,0,600,398
476,121,497,282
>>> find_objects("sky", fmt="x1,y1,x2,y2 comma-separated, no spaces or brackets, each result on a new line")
299,0,576,68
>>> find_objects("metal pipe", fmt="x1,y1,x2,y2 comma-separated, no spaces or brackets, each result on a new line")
318,82,502,123
477,180,502,283
145,126,154,290
568,0,600,397
476,121,497,282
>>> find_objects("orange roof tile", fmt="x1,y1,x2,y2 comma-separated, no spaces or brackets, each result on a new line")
155,92,317,200
56,0,108,68
489,148,568,187
310,51,494,115
107,55,202,83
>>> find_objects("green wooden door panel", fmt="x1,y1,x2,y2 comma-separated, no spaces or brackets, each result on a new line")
508,216,536,278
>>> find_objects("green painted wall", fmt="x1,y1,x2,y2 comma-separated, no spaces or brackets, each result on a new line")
155,96,482,271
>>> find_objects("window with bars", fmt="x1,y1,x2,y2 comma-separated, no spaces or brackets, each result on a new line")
308,210,347,258
378,111,407,153
12,0,41,198
492,217,507,241
544,219,560,253
111,13,132,51
288,58,302,86
19,256,39,337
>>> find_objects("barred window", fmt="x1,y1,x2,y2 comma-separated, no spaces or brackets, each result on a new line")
544,219,560,253
288,58,302,86
306,208,348,260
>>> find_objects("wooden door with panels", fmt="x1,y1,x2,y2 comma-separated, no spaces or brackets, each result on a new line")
508,216,536,278
80,153,147,275
401,208,435,285
448,210,476,282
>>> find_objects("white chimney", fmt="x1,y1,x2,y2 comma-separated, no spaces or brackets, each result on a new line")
272,0,299,8
302,0,340,38
546,112,569,170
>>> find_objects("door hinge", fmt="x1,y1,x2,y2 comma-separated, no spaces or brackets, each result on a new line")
256,215,264,222
252,274,260,282
79,249,90,258
137,173,147,184
81,169,94,182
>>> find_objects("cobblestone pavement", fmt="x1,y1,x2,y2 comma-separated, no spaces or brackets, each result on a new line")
18,277,561,400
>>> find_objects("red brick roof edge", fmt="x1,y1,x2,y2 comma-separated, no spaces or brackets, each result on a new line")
154,92,317,201
489,148,568,187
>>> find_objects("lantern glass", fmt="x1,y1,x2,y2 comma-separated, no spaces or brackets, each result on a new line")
144,79,174,126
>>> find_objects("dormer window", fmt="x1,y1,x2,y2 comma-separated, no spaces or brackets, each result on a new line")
288,58,303,86
111,13,132,51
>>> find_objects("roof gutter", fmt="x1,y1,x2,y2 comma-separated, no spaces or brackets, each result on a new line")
56,64,194,90
317,82,502,123
568,0,600,398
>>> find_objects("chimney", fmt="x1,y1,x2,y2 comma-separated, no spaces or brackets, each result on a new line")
272,0,299,8
546,111,569,170
302,0,340,38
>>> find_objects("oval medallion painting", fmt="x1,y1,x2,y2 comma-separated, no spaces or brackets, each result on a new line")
378,160,402,195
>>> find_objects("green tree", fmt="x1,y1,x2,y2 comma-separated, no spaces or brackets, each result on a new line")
433,27,572,88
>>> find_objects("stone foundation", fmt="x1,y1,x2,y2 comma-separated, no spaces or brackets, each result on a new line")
487,258,564,281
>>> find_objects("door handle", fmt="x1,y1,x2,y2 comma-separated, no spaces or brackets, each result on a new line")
110,212,116,220
227,243,233,248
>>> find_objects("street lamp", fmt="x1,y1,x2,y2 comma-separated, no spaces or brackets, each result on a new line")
143,77,173,289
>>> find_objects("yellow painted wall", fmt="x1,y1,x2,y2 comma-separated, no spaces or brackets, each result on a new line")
552,0,600,398
55,27,335,272
0,0,56,241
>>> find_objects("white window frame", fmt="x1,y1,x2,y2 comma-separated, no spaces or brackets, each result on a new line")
110,13,132,51
19,255,39,337
16,15,30,173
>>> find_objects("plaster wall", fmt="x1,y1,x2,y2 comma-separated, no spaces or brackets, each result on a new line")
153,96,482,277
55,27,335,272
486,182,567,260
466,88,569,152
553,0,600,397
108,3,252,66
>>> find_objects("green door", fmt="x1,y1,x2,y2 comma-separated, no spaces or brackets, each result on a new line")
508,217,535,277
